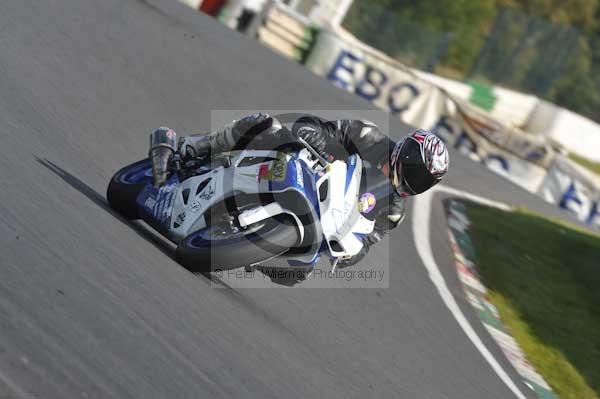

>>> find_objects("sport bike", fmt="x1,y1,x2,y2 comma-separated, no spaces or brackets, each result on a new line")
107,131,386,274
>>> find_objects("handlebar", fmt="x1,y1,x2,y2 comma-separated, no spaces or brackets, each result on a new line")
297,136,330,168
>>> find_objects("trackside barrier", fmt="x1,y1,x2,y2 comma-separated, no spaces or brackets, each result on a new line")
182,2,600,228
304,25,600,229
256,4,319,63
537,156,600,226
185,0,600,164
412,72,539,127
525,101,600,163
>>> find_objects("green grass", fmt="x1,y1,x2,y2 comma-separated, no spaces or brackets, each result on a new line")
568,153,600,176
465,203,600,399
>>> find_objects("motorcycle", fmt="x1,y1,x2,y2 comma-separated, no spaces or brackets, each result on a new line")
107,129,385,275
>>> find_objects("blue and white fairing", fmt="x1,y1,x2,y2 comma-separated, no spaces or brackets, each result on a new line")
136,174,179,232
127,148,374,267
314,154,374,258
114,158,181,234
268,156,319,214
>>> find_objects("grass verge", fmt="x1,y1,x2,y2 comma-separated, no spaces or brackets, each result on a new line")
465,203,600,399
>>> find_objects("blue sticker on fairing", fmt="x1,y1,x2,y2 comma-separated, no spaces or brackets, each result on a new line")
345,154,358,193
353,232,366,241
136,173,179,229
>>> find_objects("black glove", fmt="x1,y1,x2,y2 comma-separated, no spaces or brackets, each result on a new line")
295,126,327,156
178,135,211,161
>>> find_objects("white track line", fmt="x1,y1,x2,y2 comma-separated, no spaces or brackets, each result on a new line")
412,184,527,399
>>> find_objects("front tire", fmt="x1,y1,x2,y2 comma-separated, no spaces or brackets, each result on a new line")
107,159,152,220
176,217,299,273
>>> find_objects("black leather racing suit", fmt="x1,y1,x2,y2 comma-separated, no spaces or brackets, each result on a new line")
178,113,406,267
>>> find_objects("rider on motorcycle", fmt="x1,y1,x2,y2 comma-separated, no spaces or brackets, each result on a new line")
152,113,449,268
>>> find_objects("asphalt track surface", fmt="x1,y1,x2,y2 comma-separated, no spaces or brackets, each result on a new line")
0,0,578,398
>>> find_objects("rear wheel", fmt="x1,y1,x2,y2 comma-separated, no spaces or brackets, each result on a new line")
176,216,299,273
107,159,152,220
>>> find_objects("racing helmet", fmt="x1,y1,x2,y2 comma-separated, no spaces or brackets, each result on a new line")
390,129,449,196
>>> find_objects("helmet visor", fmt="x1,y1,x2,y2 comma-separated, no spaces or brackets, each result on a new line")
397,138,437,195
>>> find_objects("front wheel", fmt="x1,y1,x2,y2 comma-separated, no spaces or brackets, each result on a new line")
176,217,299,273
107,159,152,220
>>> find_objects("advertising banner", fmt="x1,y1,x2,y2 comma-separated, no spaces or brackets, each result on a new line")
537,156,600,227
307,27,451,129
305,26,600,227
306,27,551,193
431,109,547,193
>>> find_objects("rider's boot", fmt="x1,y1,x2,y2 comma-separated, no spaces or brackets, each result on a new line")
178,113,280,160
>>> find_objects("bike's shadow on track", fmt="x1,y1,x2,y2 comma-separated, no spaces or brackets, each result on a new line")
35,157,317,330
35,157,220,283
35,157,298,287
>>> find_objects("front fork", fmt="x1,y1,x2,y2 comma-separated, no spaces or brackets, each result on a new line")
149,128,177,186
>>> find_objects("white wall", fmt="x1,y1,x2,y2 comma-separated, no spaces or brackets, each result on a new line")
490,86,538,128
526,101,600,162
412,71,539,128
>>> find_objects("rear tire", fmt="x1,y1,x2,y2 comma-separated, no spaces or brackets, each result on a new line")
176,218,299,273
107,159,151,220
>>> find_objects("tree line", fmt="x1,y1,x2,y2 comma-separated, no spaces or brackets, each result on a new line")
343,0,600,123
